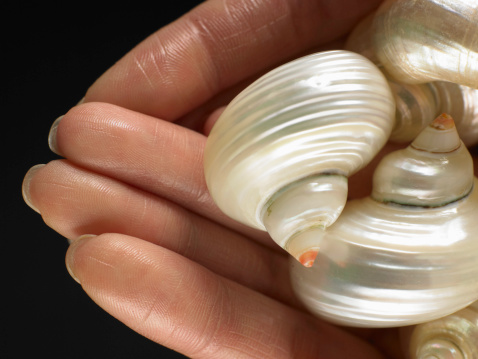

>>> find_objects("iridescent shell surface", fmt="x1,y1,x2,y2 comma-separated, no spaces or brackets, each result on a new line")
373,0,478,88
204,50,395,232
203,0,478,332
289,119,478,327
408,301,478,359
390,81,478,147
345,5,478,147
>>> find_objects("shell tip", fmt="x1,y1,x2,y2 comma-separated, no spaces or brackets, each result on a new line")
430,113,455,130
298,250,319,267
411,113,461,153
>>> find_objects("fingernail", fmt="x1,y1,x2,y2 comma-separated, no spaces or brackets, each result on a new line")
48,116,63,155
66,234,97,284
22,164,45,214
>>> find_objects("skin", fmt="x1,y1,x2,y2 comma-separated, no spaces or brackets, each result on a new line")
21,0,478,358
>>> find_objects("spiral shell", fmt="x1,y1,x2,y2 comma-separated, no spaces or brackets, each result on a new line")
389,81,478,147
290,115,478,327
408,301,478,359
204,50,395,262
373,0,478,88
367,80,478,147
345,9,478,147
432,82,478,147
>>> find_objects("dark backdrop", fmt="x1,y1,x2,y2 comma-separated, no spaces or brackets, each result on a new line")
6,3,204,358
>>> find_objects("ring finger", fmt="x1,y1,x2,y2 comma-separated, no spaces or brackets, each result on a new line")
23,159,298,307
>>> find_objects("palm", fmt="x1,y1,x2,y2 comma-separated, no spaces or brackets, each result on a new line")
23,0,413,357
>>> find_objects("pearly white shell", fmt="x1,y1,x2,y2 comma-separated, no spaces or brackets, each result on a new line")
345,9,478,147
432,82,478,147
373,0,478,88
408,301,478,359
289,117,478,327
204,50,395,260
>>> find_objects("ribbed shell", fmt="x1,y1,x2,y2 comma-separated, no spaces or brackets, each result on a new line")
372,115,474,207
290,118,477,327
373,0,478,88
204,50,395,229
346,11,478,146
390,81,478,146
409,301,478,358
290,180,478,327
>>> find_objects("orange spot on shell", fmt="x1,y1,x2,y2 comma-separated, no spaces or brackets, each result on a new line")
299,250,319,267
431,113,455,130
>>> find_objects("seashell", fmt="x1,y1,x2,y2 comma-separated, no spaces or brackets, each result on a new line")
407,300,478,359
373,0,478,89
431,82,478,147
289,115,478,327
386,79,439,143
389,81,478,147
203,50,395,264
345,10,478,147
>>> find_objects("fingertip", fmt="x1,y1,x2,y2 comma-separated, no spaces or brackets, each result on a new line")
65,234,98,284
48,116,63,156
22,164,46,214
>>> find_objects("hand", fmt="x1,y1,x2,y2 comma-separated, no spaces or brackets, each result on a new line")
22,1,418,357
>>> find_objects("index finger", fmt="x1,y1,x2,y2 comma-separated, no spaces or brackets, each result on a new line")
84,0,384,121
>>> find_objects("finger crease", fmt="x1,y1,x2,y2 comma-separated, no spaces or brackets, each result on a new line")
132,53,155,91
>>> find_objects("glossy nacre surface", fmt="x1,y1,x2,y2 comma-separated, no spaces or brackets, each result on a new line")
409,301,478,359
373,0,478,88
203,0,478,333
204,50,395,261
289,118,478,327
345,5,478,147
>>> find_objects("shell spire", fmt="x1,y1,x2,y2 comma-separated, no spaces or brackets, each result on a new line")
372,114,474,207
407,301,478,359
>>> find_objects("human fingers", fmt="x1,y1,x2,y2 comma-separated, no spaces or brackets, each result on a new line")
50,102,270,245
23,160,298,306
83,0,384,122
176,36,347,132
65,233,386,359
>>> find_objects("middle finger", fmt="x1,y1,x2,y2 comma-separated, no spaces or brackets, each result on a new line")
25,160,298,307
51,102,272,246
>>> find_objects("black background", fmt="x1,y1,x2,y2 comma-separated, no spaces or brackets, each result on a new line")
5,3,478,359
6,2,203,358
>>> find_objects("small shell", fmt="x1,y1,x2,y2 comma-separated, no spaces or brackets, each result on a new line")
408,301,478,359
373,0,478,88
388,82,478,147
204,50,395,262
373,114,474,207
290,116,478,327
431,82,478,147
